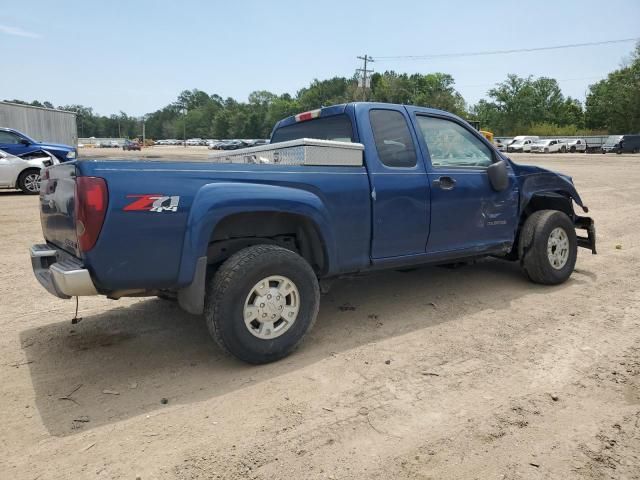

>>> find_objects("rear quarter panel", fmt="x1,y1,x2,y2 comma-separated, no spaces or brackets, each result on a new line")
78,160,371,291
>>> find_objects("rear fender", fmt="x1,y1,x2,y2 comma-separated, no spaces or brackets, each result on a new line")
176,182,336,286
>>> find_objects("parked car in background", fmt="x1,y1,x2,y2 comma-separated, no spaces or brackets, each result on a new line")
123,140,141,151
0,148,58,194
530,139,567,154
566,139,586,153
0,127,76,163
506,136,539,153
494,138,507,151
602,134,640,154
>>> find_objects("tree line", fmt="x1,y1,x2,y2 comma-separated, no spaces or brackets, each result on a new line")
6,43,639,139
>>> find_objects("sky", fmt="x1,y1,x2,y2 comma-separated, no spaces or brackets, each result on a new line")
1,0,638,116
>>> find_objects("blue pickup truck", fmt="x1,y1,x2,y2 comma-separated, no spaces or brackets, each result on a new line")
31,103,596,364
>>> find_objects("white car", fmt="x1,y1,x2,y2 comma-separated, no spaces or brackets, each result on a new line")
566,138,587,153
530,139,568,154
0,149,58,194
506,135,539,153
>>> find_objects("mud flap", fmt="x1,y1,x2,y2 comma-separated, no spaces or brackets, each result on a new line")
178,256,207,315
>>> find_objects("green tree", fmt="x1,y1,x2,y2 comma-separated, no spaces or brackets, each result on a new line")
585,43,640,133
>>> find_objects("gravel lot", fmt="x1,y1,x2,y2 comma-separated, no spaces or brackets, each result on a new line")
1,152,639,479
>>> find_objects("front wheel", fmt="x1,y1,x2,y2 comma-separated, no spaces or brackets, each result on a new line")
518,210,577,285
17,169,41,195
204,245,320,364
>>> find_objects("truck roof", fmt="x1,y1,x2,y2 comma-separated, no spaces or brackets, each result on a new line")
272,102,458,133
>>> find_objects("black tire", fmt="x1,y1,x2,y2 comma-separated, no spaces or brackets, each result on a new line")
17,169,41,195
518,210,577,285
561,146,566,153
570,146,576,153
204,245,320,364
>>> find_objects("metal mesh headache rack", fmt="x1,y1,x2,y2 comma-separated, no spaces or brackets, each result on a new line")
208,138,364,167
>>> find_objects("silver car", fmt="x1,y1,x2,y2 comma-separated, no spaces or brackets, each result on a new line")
0,149,58,194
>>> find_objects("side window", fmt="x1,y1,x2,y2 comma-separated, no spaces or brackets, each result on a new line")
416,116,493,168
369,110,417,168
0,131,21,144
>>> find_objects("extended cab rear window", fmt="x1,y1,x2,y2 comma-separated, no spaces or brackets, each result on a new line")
271,114,354,143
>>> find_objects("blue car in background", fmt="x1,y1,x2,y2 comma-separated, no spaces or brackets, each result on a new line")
0,127,77,163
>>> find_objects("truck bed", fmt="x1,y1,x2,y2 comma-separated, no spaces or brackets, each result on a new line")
40,159,372,293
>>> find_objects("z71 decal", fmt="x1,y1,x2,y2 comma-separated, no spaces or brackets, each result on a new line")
124,194,180,213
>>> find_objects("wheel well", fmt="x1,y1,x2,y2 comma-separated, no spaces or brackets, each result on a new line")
207,212,326,274
508,193,575,261
17,167,40,183
523,193,575,219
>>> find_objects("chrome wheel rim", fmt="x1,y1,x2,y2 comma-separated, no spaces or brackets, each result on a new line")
243,275,300,339
24,173,41,193
547,227,569,269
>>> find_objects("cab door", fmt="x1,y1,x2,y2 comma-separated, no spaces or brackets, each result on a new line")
355,105,431,259
409,111,519,254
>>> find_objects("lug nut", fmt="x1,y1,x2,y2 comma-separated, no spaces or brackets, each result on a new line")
267,294,272,299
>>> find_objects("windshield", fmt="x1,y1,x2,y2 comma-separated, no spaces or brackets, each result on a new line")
604,135,622,145
271,114,354,144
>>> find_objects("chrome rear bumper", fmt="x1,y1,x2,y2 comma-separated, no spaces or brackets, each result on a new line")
30,244,98,298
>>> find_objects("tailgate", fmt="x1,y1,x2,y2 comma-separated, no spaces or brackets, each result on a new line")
39,162,81,257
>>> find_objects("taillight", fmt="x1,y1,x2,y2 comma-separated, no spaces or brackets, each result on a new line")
75,176,108,252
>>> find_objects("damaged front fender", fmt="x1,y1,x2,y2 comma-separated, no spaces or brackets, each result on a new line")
509,160,596,254
509,161,589,214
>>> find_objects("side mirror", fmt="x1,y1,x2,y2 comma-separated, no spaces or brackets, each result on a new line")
487,159,509,191
19,138,31,146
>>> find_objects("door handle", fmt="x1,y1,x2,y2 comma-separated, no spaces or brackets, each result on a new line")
433,176,456,190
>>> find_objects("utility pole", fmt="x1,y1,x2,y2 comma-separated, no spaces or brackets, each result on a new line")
356,54,374,101
183,106,187,148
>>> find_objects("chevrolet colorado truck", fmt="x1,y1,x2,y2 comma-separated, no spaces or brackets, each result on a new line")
31,103,596,364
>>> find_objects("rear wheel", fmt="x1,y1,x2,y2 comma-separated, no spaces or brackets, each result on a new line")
561,146,566,153
518,210,577,285
204,245,320,364
570,146,576,153
17,169,41,195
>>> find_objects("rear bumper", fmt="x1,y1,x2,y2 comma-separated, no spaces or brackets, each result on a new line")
30,244,98,298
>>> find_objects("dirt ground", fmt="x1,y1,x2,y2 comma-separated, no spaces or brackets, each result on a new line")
1,152,639,480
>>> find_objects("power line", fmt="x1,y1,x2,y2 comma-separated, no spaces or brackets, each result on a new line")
374,37,639,61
